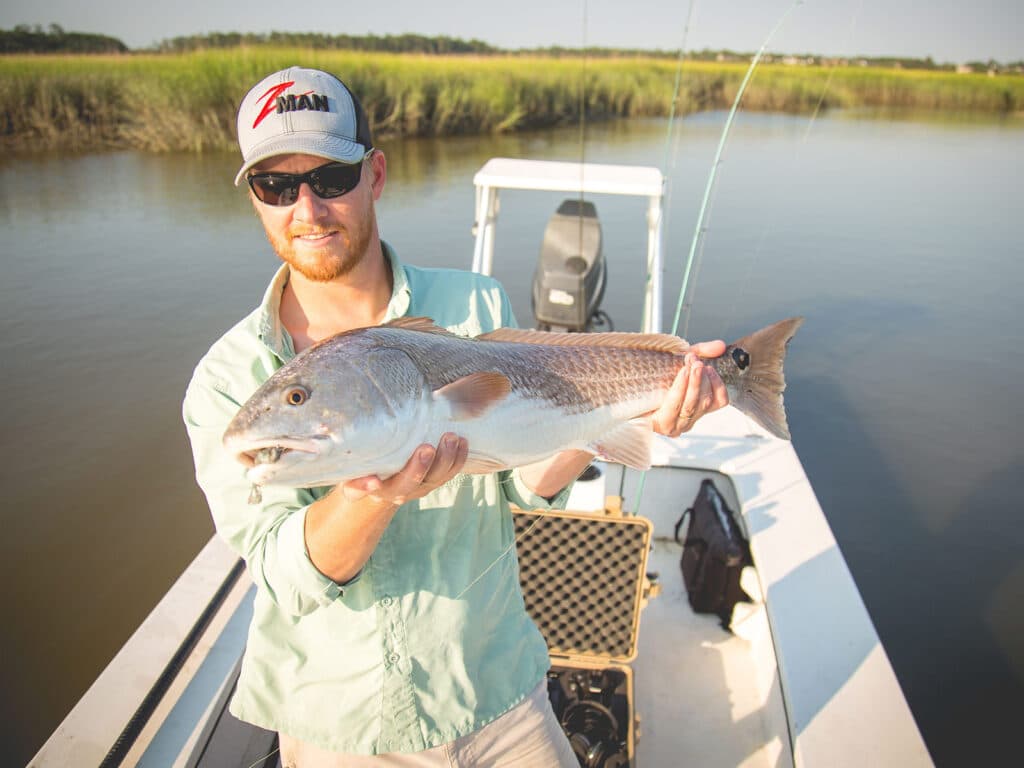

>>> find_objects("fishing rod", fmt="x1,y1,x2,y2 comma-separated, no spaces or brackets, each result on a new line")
629,0,807,514
465,2,812,593
661,0,697,177
671,0,807,338
617,0,699,507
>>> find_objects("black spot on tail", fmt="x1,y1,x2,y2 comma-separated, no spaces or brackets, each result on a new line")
732,347,750,370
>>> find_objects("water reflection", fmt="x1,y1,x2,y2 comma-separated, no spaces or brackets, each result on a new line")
1,111,1022,765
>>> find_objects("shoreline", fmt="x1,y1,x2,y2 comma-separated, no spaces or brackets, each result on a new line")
2,49,1022,154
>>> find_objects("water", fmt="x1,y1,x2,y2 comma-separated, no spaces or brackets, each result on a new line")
2,111,1021,766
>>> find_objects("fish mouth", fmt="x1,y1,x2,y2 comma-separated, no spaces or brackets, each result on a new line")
224,436,324,470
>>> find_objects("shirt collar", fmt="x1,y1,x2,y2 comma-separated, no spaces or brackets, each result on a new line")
382,241,412,321
256,241,411,361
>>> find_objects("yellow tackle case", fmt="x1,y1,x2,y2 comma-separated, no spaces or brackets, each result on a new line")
512,498,659,768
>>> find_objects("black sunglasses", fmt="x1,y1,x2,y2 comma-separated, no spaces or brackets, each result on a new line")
247,154,372,206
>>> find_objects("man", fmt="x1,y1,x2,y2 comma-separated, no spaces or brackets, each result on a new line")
183,66,728,767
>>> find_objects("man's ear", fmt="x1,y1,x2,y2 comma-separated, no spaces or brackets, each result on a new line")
369,150,387,201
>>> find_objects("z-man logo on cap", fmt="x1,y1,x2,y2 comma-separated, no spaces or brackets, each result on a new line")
252,81,331,129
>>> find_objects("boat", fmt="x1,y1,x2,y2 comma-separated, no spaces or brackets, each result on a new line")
30,158,933,767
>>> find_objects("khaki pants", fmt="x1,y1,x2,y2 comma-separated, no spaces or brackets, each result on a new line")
279,680,577,767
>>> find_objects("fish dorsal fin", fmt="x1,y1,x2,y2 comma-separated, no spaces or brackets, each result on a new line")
384,316,459,336
433,371,512,420
589,417,654,470
478,328,689,355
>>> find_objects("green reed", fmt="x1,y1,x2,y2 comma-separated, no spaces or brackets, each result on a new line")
1,49,1021,152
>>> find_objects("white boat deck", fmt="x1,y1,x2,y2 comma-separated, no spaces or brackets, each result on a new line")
636,541,791,767
566,405,932,767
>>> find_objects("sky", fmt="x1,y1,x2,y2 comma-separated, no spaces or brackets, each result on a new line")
1,0,1021,63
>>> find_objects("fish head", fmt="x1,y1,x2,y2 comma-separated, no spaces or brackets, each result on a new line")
223,340,427,488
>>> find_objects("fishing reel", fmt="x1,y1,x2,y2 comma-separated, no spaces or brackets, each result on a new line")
547,669,630,767
564,701,622,768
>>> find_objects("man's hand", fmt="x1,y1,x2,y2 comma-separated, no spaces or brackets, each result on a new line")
305,433,469,583
520,340,731,500
340,432,470,504
651,340,730,437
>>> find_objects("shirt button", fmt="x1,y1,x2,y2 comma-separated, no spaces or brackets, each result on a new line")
387,652,400,665
380,596,393,606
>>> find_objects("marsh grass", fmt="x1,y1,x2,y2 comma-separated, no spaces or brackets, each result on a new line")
2,49,1021,152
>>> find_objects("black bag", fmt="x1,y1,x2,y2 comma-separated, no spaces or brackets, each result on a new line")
674,478,753,630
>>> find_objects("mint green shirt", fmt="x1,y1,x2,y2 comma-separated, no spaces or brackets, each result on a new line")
182,245,568,754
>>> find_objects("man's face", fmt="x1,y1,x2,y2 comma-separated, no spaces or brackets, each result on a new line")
249,151,386,282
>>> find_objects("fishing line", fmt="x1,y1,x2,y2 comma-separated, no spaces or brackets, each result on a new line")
454,518,545,601
652,0,698,340
247,747,280,768
577,0,589,263
802,0,861,145
678,157,727,339
612,0,699,521
630,0,807,517
460,3,815,592
671,0,806,339
718,0,860,336
455,476,547,600
661,0,698,177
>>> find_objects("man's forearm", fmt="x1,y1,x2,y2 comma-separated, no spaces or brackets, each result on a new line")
518,449,594,500
303,434,470,584
306,447,593,584
304,490,399,583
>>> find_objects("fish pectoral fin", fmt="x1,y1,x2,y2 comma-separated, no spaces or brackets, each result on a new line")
433,371,512,420
590,417,653,471
462,452,511,474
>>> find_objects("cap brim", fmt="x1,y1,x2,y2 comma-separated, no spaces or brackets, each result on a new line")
234,133,369,186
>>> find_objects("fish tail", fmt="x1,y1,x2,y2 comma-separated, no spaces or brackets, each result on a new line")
709,317,803,440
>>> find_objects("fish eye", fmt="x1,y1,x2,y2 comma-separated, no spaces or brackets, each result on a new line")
284,386,309,406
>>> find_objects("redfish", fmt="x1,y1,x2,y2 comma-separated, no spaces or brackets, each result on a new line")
223,317,802,495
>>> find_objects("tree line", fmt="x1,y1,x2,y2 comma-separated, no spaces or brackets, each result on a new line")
0,24,127,53
2,26,1020,74
156,31,499,54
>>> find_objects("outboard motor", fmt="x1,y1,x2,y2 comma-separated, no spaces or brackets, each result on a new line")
532,199,609,332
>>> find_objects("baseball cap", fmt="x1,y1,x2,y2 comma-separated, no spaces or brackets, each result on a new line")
234,66,373,186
